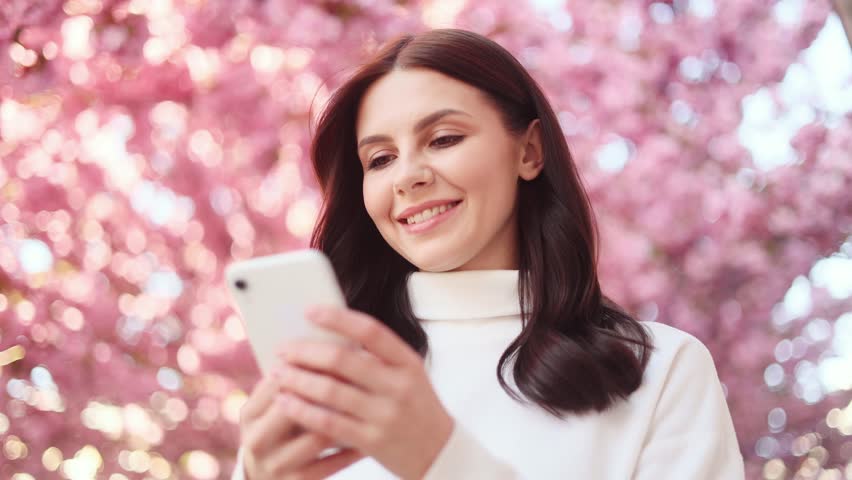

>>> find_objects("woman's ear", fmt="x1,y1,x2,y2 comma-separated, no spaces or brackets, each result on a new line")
518,118,544,181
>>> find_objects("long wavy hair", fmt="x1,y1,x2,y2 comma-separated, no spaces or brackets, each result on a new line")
309,28,654,417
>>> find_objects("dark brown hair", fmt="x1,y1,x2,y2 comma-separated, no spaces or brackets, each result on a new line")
309,29,654,417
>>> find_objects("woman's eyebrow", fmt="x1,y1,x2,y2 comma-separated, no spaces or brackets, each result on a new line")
357,108,471,150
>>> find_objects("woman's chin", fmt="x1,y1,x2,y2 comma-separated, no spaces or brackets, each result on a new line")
408,253,466,273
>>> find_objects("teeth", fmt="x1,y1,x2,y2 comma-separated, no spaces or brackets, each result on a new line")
406,202,456,225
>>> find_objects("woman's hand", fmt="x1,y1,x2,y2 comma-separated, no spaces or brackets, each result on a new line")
274,305,455,480
238,371,365,479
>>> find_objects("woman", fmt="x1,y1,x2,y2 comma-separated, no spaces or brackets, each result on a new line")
232,29,745,479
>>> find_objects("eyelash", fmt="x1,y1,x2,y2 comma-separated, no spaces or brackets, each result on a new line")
366,135,465,170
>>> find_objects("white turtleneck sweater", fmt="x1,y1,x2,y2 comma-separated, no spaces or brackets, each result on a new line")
232,270,745,479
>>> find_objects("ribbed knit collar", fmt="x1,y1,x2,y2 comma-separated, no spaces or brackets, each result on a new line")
407,269,523,321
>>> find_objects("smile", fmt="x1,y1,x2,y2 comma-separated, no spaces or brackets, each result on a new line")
403,201,461,224
399,201,462,234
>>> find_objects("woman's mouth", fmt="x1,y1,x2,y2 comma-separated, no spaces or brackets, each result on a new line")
399,200,462,234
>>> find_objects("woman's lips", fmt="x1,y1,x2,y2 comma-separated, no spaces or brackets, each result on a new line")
400,201,462,235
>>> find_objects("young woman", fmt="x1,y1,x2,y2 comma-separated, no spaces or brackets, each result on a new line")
232,29,745,479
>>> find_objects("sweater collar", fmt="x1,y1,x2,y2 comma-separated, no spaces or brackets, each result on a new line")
407,269,522,321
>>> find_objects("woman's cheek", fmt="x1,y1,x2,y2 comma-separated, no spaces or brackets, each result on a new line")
362,177,392,227
362,178,379,223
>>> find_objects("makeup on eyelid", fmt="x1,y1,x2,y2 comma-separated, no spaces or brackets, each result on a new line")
363,134,465,170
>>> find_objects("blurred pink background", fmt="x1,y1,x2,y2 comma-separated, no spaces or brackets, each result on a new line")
1,0,851,478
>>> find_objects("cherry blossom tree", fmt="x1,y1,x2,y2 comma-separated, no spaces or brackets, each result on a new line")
1,0,850,478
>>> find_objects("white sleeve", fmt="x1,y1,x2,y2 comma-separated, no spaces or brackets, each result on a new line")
231,446,247,480
633,337,745,480
422,421,523,479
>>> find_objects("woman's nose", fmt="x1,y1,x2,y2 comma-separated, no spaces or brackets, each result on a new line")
393,156,434,194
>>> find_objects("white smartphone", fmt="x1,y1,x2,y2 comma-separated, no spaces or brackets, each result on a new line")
224,249,352,377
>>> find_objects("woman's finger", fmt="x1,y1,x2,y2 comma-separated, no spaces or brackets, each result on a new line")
264,431,337,474
243,393,302,457
279,342,400,395
306,306,420,368
240,374,280,424
277,392,368,449
296,447,365,480
277,363,377,420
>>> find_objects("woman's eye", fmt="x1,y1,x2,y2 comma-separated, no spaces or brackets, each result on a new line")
367,154,394,170
430,135,464,148
365,136,463,170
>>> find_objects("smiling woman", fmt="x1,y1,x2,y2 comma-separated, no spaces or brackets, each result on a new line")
356,68,543,272
232,29,746,479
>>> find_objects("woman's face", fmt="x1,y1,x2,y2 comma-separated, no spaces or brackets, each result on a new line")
355,68,542,272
